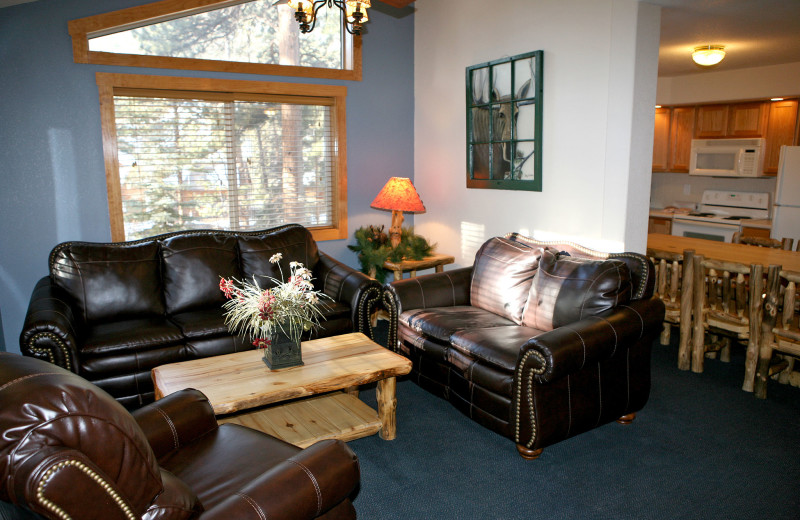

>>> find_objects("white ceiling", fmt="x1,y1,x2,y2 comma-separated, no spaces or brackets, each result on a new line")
648,0,800,77
3,0,799,77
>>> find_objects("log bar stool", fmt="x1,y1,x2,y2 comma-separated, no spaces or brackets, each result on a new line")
690,254,766,393
755,266,800,399
647,247,694,371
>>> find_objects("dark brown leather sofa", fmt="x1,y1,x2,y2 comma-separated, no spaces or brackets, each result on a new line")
382,233,665,459
0,353,360,520
20,224,380,409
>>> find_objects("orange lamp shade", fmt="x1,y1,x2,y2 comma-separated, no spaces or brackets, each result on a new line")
370,177,426,213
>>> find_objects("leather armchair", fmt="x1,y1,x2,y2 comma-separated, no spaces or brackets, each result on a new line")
0,353,360,520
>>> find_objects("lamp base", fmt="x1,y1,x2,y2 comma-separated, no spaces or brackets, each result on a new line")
389,210,404,248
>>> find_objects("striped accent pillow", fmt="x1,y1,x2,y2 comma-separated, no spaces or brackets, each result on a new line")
522,248,631,331
470,237,543,324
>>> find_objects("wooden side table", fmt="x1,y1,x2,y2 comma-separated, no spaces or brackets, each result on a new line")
383,253,455,281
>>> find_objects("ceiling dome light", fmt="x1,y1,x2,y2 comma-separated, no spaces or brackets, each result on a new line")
692,45,726,66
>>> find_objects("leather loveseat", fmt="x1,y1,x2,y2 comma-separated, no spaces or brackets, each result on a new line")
20,224,381,409
0,353,361,520
382,233,665,459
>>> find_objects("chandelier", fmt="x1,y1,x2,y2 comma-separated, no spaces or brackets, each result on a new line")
288,0,371,35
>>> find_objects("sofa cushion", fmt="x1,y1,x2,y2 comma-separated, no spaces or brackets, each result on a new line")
238,225,320,286
522,249,631,331
81,317,184,356
50,241,164,324
400,306,516,343
170,308,229,339
470,237,543,324
450,326,546,373
161,234,241,315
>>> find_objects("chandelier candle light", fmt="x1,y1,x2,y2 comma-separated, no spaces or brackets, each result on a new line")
289,0,371,35
370,177,426,248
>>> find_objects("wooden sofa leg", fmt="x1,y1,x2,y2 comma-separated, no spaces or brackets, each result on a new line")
616,413,636,425
516,445,543,460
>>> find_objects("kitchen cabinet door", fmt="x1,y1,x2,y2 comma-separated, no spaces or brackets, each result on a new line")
669,106,695,172
648,217,672,235
695,104,728,138
763,99,799,175
652,107,670,172
727,102,768,137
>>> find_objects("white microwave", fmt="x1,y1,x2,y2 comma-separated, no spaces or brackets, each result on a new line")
689,138,766,177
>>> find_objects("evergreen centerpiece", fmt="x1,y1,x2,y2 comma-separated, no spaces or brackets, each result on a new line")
348,225,435,283
219,253,330,369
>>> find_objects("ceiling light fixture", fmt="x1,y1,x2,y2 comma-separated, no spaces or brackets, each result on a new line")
289,0,370,35
692,45,726,67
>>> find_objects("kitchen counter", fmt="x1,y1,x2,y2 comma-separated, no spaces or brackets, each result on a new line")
741,218,772,229
649,209,772,231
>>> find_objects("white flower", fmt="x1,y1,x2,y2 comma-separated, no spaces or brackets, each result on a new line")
305,293,319,304
269,253,283,264
290,261,301,268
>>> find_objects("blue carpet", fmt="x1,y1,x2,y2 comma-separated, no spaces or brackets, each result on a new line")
348,335,800,519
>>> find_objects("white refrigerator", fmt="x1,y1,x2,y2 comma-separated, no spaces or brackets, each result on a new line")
771,146,800,244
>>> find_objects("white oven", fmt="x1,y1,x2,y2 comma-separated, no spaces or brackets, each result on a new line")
668,190,770,243
671,218,739,242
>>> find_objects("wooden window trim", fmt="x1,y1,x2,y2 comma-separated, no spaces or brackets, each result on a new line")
70,0,362,81
96,72,349,242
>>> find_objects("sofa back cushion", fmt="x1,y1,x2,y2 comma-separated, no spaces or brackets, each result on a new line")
470,237,544,324
50,240,164,324
161,234,240,315
522,248,631,331
238,225,320,286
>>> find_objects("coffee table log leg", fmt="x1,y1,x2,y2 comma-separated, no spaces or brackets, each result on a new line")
377,377,398,440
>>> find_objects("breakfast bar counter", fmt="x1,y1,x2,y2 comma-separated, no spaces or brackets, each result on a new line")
647,234,800,271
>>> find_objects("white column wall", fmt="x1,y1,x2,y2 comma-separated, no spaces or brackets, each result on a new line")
413,0,661,264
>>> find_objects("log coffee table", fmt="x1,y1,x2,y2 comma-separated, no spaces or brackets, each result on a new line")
151,333,412,448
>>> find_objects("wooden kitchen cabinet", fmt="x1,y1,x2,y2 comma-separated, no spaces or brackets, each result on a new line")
695,104,729,138
669,107,695,172
741,226,771,239
652,107,670,172
763,99,799,174
695,102,767,138
652,106,695,173
648,217,672,235
727,102,768,137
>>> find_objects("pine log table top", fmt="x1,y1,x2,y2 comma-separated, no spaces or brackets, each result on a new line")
383,253,455,272
152,332,411,415
647,234,800,271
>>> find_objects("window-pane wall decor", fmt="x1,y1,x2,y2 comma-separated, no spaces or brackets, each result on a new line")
466,50,543,191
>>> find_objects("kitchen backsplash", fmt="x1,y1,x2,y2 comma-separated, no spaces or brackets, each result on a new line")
650,172,777,209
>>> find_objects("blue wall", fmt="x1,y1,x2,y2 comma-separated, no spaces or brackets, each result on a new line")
0,0,414,354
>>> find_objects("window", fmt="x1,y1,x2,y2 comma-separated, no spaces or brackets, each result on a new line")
70,0,361,80
466,50,543,191
97,73,348,242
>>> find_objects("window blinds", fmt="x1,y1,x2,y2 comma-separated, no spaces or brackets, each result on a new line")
112,93,336,240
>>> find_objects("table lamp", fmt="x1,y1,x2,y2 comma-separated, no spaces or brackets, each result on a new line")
370,177,426,248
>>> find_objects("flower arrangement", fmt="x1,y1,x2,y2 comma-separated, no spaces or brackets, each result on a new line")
219,253,330,350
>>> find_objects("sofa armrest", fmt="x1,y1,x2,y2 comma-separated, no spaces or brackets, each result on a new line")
517,298,664,383
315,252,382,337
19,276,81,373
132,389,219,460
382,266,473,352
517,298,665,384
200,439,360,520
